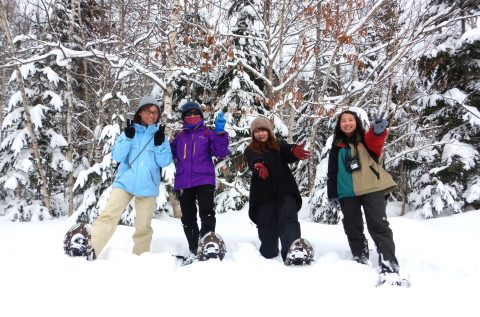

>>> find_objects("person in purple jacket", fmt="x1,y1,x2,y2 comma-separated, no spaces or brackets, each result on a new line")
170,101,229,261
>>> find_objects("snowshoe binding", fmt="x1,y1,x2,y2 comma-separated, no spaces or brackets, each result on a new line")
180,253,198,266
197,231,226,261
63,223,95,260
284,238,314,266
376,273,411,287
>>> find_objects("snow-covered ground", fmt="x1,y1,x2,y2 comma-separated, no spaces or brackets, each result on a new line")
1,207,478,317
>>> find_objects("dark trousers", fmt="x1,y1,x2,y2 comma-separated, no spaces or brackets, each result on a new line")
340,191,399,273
179,185,216,254
256,194,301,261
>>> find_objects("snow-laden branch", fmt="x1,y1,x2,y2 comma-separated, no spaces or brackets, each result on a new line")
386,140,456,164
2,42,168,91
233,59,273,89
346,0,388,37
216,177,249,197
384,126,443,151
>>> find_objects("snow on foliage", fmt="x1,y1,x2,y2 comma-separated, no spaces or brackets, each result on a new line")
43,90,63,111
441,140,478,170
19,63,37,79
1,107,23,130
6,88,35,111
3,177,18,190
29,104,49,129
442,88,468,105
272,114,289,138
464,177,480,204
46,129,68,148
42,67,64,86
463,106,480,127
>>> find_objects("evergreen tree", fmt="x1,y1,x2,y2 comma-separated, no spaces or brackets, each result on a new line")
412,0,480,217
71,123,119,224
207,0,272,212
1,53,68,220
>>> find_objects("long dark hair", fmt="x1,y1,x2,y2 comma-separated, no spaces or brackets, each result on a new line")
133,104,161,124
248,129,280,154
333,110,366,144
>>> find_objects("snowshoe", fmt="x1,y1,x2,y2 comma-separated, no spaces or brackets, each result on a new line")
197,231,226,261
284,238,314,266
179,253,198,266
376,273,411,287
63,223,95,260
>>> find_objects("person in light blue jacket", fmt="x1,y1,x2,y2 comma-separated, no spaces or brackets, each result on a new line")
90,95,173,259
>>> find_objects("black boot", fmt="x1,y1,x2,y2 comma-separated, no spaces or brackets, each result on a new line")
183,224,200,254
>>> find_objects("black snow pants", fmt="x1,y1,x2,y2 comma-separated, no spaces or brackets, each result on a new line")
255,194,301,261
340,190,399,273
178,185,216,254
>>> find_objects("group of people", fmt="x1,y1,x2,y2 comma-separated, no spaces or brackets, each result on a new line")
80,95,401,280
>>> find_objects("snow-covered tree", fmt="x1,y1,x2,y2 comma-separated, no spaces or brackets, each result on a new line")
410,0,480,217
1,57,68,220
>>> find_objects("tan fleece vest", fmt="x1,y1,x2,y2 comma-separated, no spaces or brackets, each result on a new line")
349,143,397,196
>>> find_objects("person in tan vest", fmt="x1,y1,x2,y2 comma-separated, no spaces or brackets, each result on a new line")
327,110,400,285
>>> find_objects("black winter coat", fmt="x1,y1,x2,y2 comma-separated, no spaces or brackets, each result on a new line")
244,142,302,224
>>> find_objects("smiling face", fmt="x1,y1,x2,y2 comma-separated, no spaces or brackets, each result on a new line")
139,105,160,126
253,128,269,143
339,113,357,137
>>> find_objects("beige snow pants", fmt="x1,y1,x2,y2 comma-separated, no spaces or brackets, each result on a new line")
91,188,156,257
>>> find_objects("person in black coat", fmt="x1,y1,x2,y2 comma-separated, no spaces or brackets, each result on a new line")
244,117,311,261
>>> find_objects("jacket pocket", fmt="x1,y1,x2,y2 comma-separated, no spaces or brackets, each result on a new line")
192,160,214,174
149,168,160,187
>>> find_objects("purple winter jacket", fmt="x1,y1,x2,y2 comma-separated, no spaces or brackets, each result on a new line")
170,124,229,190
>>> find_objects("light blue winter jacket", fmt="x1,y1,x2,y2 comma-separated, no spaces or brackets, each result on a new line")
112,123,173,197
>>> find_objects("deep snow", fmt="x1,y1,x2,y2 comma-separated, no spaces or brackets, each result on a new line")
1,206,478,317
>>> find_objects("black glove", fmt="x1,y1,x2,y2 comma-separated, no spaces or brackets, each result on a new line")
124,119,135,139
373,112,389,135
154,125,165,146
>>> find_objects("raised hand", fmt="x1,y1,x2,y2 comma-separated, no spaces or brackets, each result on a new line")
154,125,166,146
373,112,389,135
214,112,226,133
124,119,135,139
292,144,311,160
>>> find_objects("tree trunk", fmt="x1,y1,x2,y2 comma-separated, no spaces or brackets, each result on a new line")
264,0,274,103
65,63,75,216
118,0,125,47
0,66,5,142
286,32,306,144
0,1,52,214
307,44,340,190
65,0,76,216
164,0,182,218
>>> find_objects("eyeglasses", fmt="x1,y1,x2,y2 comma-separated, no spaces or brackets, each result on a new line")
143,110,159,116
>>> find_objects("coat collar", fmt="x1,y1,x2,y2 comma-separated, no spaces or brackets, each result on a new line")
182,123,207,133
335,132,362,147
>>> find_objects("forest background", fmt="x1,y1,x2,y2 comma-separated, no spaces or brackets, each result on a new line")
0,0,479,224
